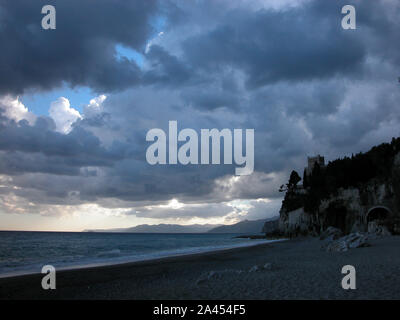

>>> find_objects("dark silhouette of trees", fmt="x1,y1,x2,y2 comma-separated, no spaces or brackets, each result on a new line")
288,170,301,190
282,137,400,214
303,168,309,188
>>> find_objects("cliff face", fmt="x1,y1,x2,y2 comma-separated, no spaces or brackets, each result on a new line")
278,141,400,237
261,218,279,233
279,181,398,236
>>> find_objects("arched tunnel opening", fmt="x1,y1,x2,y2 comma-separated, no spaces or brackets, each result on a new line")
367,207,391,223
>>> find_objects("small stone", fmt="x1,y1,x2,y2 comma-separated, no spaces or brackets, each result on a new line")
263,263,273,270
196,269,244,285
320,226,343,241
249,265,259,272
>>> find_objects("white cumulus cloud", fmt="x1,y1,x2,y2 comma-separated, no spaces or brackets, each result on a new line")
0,95,36,124
49,97,82,133
83,94,107,117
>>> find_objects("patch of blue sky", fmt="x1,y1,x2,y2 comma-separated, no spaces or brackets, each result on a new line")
21,85,94,116
21,15,167,117
115,44,145,68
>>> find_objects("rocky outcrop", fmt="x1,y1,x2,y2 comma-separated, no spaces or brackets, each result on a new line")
262,218,279,234
320,222,392,252
367,221,392,236
319,226,343,241
279,207,313,236
280,180,399,237
322,232,371,252
278,141,400,237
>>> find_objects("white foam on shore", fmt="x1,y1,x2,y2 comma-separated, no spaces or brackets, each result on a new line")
0,238,287,279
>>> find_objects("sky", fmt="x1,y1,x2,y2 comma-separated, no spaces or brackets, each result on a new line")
0,0,400,231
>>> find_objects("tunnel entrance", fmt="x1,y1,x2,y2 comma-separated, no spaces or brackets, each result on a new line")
367,206,391,223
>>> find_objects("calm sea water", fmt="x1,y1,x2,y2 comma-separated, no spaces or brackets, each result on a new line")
0,231,273,278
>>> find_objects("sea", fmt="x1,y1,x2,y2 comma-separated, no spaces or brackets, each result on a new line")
0,231,276,278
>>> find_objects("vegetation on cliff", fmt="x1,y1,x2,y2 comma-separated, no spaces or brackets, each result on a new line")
282,137,400,215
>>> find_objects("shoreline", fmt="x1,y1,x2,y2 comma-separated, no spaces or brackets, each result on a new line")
0,239,285,280
1,236,399,299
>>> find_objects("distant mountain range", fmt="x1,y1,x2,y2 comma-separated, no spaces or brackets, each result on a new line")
84,217,279,234
207,218,278,234
84,223,220,233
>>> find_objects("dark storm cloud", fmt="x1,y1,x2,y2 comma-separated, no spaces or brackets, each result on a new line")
0,0,397,95
180,1,366,88
143,45,193,86
157,0,400,92
1,0,400,218
0,0,158,94
0,151,81,176
0,113,125,175
180,81,241,111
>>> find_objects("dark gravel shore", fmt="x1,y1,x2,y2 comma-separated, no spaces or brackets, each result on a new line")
1,236,399,300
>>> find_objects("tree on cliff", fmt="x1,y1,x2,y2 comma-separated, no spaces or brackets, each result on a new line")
281,170,304,212
289,170,301,188
279,170,301,193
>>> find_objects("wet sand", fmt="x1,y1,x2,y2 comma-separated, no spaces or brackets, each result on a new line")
1,236,399,300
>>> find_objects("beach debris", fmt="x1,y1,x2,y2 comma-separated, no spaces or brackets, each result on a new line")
263,262,273,270
320,226,343,241
249,263,274,272
196,269,244,285
325,239,349,252
196,264,274,285
249,265,259,272
346,233,371,249
323,232,371,252
367,221,392,237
